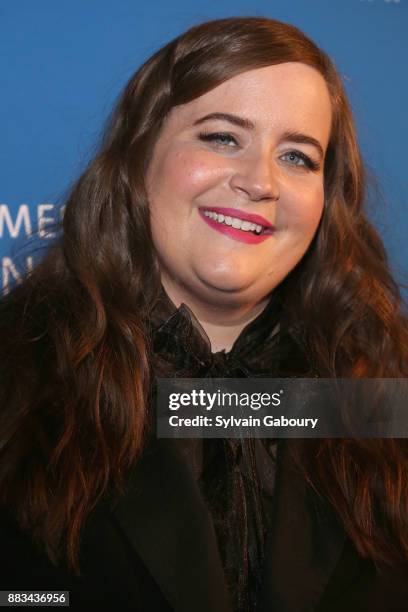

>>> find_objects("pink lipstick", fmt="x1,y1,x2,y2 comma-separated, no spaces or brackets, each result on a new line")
198,207,275,245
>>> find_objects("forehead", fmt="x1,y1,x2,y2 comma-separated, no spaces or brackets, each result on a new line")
167,62,332,145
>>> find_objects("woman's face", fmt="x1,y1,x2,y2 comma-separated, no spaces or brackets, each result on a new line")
146,63,332,309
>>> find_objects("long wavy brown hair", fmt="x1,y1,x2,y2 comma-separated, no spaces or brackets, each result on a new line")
0,17,407,574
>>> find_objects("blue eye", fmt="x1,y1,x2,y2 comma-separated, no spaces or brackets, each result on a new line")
281,150,320,171
198,133,320,172
198,132,238,147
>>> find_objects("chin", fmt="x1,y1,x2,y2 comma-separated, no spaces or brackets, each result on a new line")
197,271,252,293
191,273,261,307
194,259,256,288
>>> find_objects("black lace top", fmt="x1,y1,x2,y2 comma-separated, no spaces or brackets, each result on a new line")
148,289,317,612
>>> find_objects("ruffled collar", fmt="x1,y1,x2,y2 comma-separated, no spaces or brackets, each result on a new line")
149,287,317,379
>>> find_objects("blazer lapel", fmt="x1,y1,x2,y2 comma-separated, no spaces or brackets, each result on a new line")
259,439,346,612
112,437,346,612
112,438,232,612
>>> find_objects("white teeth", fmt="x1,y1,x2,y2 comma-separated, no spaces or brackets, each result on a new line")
203,210,264,234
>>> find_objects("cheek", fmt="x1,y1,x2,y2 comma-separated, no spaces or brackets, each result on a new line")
280,182,324,233
150,146,226,209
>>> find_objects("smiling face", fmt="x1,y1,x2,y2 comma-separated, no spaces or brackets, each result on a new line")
146,63,332,311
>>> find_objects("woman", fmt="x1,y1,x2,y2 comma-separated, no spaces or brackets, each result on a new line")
1,16,408,612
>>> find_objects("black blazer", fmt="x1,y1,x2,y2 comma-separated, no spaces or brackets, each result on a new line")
1,436,408,611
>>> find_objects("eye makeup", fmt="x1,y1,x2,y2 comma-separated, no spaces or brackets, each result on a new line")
198,131,321,171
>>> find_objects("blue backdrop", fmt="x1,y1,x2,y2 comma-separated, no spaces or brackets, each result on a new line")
1,0,407,299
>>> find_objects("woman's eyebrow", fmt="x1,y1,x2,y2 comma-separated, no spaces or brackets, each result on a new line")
193,112,324,159
280,129,324,160
193,112,255,130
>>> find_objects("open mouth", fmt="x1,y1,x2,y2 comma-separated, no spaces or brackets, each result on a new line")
202,210,273,235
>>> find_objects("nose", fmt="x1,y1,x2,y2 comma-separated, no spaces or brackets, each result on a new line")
229,151,280,202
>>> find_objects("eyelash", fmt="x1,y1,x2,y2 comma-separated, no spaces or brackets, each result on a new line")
198,131,320,172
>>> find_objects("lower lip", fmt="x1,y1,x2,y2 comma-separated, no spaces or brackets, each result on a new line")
199,210,274,244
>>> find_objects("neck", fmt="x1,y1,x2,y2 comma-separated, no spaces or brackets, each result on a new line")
161,278,269,353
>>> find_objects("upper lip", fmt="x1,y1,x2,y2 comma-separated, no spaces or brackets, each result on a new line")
199,206,275,229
